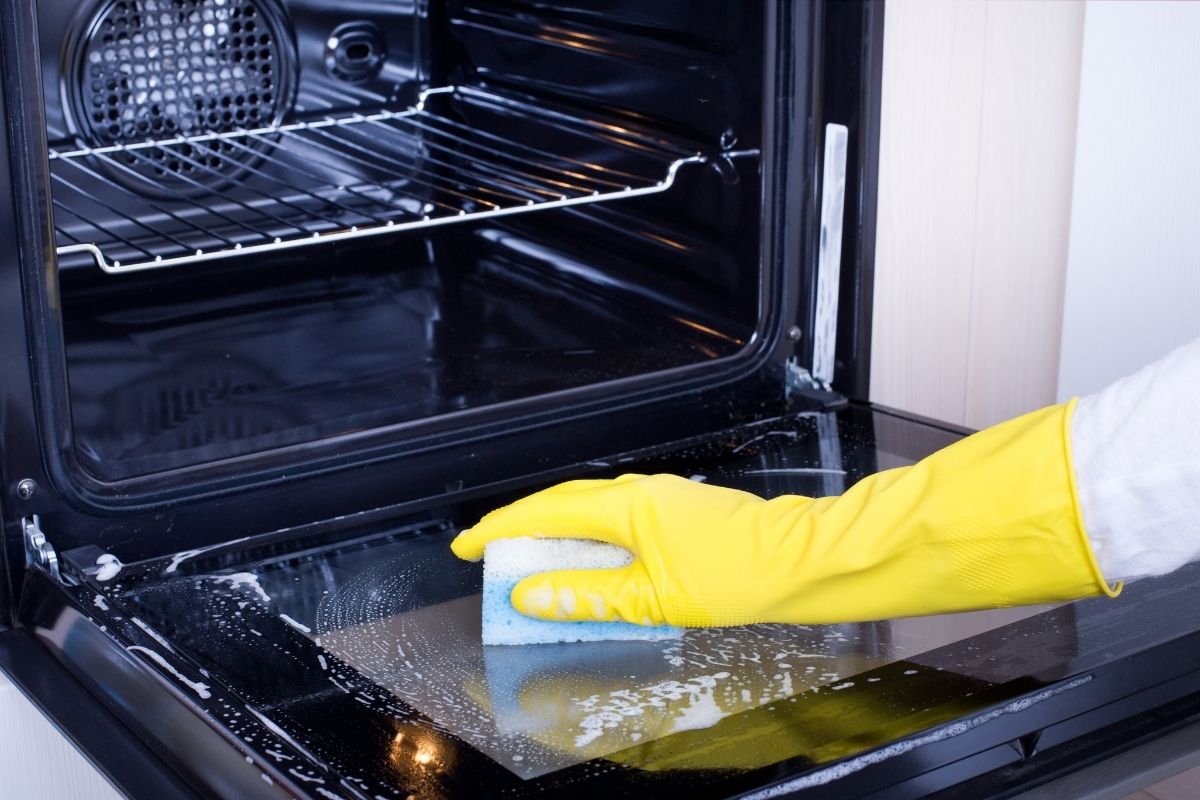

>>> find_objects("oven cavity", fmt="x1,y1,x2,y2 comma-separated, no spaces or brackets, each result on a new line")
46,0,767,485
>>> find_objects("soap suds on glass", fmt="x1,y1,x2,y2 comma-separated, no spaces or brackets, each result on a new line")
311,550,882,780
95,554,123,582
213,572,272,603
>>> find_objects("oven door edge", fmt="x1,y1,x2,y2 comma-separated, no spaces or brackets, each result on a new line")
9,566,317,799
0,624,203,800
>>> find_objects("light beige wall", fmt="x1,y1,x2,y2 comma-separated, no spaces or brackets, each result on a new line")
0,674,122,799
1057,1,1200,400
870,0,1086,429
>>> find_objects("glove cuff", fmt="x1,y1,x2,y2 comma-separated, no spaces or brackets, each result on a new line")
1062,397,1123,599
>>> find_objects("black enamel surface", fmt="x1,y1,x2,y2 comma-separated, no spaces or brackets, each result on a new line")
61,205,754,480
36,405,1200,799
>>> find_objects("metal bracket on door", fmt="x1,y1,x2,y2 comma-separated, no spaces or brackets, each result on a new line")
23,514,61,583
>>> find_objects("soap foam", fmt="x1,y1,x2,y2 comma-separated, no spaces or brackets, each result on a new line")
95,554,122,582
481,537,682,646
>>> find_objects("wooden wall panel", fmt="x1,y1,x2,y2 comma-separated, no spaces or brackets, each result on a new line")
871,0,1086,429
963,1,1085,428
870,0,988,425
0,676,122,800
1057,1,1200,400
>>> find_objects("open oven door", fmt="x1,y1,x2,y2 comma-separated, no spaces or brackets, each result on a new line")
7,402,1200,800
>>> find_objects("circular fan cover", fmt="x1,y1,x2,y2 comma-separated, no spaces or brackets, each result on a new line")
71,0,293,191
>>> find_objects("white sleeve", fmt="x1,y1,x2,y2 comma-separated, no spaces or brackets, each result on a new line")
1070,337,1200,582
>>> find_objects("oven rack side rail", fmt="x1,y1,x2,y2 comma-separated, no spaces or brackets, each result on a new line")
47,85,759,275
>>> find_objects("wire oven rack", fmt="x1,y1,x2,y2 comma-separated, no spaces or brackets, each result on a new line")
49,86,757,274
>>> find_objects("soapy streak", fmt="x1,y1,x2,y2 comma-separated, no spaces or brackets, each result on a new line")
162,534,255,575
126,646,211,699
288,768,325,784
741,676,1093,798
165,549,205,574
214,572,272,603
279,614,312,634
732,431,801,454
246,706,327,769
132,617,175,651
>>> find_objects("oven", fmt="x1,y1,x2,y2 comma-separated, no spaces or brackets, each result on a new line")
2,1,1200,798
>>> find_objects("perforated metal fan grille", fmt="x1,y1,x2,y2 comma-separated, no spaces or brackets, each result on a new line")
73,0,291,191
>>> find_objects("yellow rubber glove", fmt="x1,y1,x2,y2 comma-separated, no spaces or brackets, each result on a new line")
451,401,1121,626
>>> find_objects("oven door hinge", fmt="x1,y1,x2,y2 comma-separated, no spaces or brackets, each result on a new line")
23,515,62,583
784,356,846,408
786,357,825,393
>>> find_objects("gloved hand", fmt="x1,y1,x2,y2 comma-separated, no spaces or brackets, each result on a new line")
451,401,1121,626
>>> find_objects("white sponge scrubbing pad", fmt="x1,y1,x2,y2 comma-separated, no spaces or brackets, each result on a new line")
481,537,683,646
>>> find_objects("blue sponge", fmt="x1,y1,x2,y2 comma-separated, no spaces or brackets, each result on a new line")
481,537,683,646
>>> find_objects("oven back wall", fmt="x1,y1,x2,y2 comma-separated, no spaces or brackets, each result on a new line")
38,0,431,146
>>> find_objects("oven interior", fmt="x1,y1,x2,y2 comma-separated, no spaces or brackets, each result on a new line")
34,0,769,485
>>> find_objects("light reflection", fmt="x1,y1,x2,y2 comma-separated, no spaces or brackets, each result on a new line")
389,725,448,773
670,315,745,346
536,33,608,57
643,232,691,252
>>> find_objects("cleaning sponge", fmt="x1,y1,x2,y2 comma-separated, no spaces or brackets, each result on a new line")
481,537,683,645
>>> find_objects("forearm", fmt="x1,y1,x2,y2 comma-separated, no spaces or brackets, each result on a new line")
1071,337,1200,581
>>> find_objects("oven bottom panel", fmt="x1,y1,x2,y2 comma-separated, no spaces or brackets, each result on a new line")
61,197,755,483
